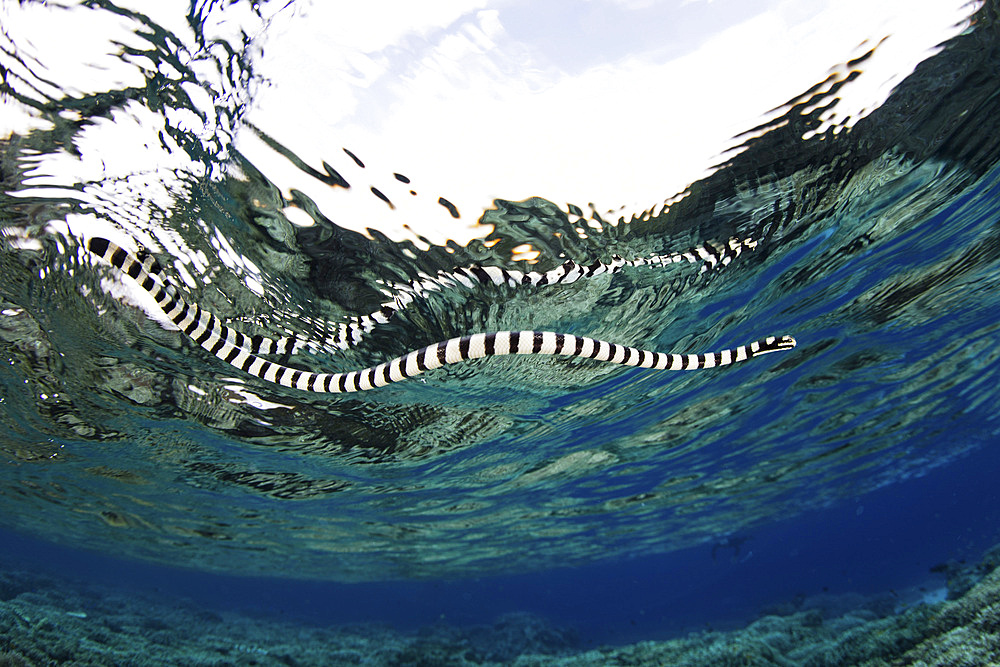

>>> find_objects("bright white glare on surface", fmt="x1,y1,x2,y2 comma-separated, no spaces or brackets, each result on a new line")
1,0,980,248
242,0,978,245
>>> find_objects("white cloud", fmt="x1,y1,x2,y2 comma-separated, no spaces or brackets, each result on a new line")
239,0,978,249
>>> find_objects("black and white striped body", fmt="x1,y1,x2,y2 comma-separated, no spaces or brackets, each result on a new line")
85,237,796,393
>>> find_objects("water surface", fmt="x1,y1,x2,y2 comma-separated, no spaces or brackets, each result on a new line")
1,0,998,589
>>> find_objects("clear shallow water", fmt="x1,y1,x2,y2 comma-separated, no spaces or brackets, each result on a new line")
1,0,1000,595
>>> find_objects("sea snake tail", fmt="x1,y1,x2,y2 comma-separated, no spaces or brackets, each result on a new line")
86,237,796,393
86,237,302,355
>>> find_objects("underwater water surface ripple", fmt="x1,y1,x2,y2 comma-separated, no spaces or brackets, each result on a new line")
2,0,1000,580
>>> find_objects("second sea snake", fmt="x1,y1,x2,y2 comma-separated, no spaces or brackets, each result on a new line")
85,236,797,393
103,234,757,358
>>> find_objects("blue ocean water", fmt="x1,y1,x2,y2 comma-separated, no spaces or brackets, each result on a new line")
2,437,999,648
3,0,1000,663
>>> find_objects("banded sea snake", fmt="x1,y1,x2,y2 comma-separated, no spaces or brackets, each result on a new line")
85,236,796,393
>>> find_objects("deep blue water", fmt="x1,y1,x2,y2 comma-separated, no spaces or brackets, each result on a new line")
2,424,998,647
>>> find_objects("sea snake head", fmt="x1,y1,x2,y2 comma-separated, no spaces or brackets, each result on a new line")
751,336,797,356
84,236,798,393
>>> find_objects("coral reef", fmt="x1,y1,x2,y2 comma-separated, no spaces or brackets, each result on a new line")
929,543,1000,599
2,544,1000,666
